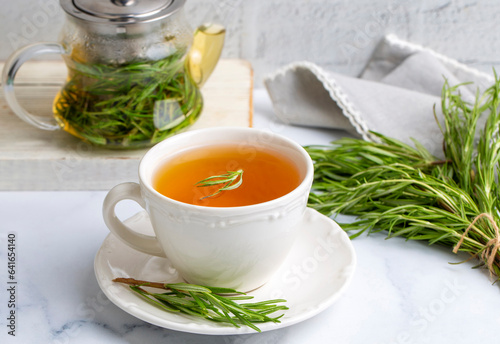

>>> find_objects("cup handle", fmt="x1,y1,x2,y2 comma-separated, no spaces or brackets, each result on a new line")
2,42,67,130
103,182,166,258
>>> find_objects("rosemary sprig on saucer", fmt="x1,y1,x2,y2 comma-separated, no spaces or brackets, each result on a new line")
195,169,244,199
113,277,287,332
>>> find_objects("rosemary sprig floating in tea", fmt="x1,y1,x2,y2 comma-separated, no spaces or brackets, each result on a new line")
53,52,202,148
113,277,287,332
195,169,244,199
306,75,500,281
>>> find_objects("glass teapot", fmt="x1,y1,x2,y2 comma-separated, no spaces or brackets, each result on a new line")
2,0,224,149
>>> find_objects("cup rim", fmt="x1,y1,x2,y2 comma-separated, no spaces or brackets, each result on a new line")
138,127,314,212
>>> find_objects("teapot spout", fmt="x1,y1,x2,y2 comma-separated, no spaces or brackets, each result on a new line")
186,23,225,87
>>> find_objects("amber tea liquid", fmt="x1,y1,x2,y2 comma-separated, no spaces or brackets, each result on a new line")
153,144,301,207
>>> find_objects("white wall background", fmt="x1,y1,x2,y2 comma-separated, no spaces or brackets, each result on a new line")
1,0,499,85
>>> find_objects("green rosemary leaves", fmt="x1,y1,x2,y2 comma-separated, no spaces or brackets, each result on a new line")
195,169,244,199
54,53,202,148
306,76,500,281
113,278,287,332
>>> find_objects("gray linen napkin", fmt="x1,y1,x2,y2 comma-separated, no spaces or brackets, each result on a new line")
264,34,494,158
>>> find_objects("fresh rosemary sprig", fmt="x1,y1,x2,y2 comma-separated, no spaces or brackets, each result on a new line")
195,169,244,200
306,75,500,281
53,52,202,148
113,277,287,332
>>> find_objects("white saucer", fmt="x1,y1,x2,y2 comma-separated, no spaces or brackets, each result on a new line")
94,208,356,335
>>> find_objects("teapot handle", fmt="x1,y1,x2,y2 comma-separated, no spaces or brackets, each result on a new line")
186,24,225,88
2,42,68,130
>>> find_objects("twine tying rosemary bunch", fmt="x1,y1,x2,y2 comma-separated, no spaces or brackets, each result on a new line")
454,213,500,279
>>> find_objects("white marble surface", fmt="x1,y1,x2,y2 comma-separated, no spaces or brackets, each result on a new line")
1,89,500,344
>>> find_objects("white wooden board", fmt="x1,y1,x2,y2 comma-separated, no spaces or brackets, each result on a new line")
0,59,253,190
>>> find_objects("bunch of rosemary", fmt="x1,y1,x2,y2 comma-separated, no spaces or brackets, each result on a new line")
306,76,500,280
54,52,202,148
113,278,287,332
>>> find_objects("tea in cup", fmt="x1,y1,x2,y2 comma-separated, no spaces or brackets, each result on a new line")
103,127,314,291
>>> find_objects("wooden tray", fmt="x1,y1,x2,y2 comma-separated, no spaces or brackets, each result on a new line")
0,59,253,190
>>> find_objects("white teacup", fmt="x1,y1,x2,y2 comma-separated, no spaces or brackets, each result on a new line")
103,127,314,292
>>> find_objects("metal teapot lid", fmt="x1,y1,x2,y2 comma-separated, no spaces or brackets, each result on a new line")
61,0,185,24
